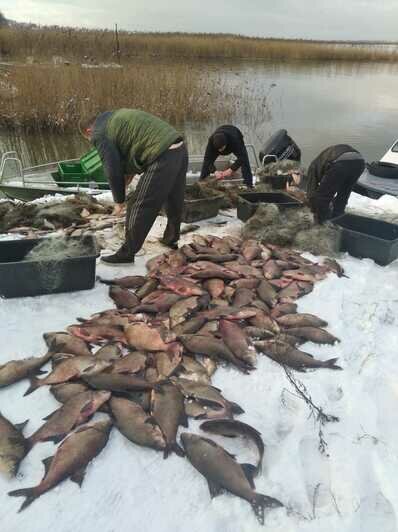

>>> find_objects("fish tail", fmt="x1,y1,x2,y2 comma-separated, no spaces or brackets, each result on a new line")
252,493,284,525
163,442,185,459
24,436,34,453
23,377,41,396
325,358,343,370
230,402,245,415
8,487,37,512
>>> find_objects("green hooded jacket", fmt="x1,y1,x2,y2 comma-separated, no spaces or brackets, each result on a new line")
93,109,181,203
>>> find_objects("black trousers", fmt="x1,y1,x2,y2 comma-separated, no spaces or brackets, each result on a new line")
123,144,188,256
312,158,365,223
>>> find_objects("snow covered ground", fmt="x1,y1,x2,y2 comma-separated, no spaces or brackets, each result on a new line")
0,194,397,532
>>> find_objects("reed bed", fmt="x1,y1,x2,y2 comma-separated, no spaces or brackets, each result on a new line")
0,63,230,132
0,27,397,63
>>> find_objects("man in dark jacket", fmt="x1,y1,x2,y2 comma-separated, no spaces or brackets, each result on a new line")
200,125,253,188
80,109,188,264
306,144,365,224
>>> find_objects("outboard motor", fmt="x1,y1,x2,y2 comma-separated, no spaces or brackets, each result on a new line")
259,129,301,166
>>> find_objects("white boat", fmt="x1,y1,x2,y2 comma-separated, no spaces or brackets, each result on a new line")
354,139,398,198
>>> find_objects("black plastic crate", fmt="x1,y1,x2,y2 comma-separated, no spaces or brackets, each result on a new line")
332,213,398,266
0,235,97,298
182,194,224,223
237,192,302,222
265,174,290,190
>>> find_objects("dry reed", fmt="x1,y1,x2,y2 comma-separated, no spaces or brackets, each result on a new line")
0,63,230,131
0,27,397,63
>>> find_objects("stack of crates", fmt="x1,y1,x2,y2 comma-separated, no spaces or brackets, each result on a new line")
52,148,108,189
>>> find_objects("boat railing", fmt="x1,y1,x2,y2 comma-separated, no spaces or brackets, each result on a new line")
22,158,79,174
0,152,24,183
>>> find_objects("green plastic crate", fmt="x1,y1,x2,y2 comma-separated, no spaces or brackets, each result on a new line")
54,148,107,189
80,148,106,183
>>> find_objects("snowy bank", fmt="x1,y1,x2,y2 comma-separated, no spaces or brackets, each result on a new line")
0,199,397,532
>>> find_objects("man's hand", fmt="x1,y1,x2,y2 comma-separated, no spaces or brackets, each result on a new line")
112,203,126,216
215,168,234,180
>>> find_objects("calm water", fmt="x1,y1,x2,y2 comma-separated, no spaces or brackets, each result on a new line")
1,61,398,171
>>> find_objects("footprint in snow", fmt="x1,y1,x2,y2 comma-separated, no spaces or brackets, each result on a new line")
299,436,332,512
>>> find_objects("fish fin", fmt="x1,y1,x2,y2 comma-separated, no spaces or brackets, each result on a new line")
179,411,189,428
42,456,53,475
241,463,257,489
98,277,113,286
34,368,47,376
45,433,67,444
81,363,98,374
14,419,29,433
70,467,87,487
153,381,170,393
42,410,58,421
192,412,207,420
144,416,158,426
225,450,236,460
79,400,95,418
207,479,225,499
8,488,37,512
251,493,284,525
23,377,41,396
230,402,245,415
163,442,185,459
325,358,343,370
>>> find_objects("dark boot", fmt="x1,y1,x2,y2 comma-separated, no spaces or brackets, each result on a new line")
101,245,134,265
159,238,179,250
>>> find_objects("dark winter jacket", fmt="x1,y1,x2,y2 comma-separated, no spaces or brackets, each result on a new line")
306,144,362,202
200,125,253,187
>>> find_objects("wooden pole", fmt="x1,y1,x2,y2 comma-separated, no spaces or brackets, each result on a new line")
115,23,121,65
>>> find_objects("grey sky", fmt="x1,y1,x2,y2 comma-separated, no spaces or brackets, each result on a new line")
3,0,398,41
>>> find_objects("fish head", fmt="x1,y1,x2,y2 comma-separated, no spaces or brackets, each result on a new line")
93,390,112,406
78,391,111,421
180,432,200,450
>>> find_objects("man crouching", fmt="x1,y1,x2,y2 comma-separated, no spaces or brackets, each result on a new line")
80,108,188,264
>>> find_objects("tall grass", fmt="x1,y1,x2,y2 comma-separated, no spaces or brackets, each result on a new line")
0,63,230,132
1,27,397,63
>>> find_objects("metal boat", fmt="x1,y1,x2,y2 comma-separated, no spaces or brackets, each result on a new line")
0,145,259,202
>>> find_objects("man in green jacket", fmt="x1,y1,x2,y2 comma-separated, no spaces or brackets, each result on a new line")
80,109,188,264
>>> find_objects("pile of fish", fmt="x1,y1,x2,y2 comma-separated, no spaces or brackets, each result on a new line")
0,235,345,524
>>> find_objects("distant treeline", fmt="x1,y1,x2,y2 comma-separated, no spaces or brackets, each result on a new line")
0,26,398,63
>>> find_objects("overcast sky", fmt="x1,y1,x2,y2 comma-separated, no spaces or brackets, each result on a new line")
3,0,398,41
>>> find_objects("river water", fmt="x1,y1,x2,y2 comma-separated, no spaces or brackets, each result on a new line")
1,60,398,172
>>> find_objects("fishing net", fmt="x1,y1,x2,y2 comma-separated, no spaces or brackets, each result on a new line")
24,237,92,291
256,160,302,181
242,204,341,256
